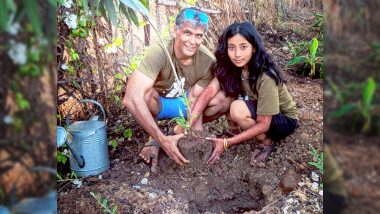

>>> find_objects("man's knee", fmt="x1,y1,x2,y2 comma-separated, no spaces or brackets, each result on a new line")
144,88,161,116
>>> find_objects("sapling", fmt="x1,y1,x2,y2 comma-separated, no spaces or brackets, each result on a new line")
329,77,376,133
287,38,322,77
171,95,197,136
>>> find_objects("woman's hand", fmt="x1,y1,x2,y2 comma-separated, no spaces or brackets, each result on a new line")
206,137,225,165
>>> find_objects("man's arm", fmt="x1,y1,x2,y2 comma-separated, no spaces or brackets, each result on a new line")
123,71,162,140
123,71,188,165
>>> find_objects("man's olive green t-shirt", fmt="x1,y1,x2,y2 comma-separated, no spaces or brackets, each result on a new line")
241,72,298,119
137,38,215,98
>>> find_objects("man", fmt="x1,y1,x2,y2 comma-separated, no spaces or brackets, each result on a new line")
123,7,231,174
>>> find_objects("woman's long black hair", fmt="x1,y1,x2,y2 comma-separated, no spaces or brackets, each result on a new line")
211,22,286,98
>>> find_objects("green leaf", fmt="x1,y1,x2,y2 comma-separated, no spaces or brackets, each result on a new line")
30,49,41,62
120,4,132,23
329,103,358,119
120,0,150,17
127,7,139,26
113,95,120,102
99,0,108,22
0,1,9,31
47,0,57,7
23,0,42,37
115,73,123,79
110,139,117,149
287,56,306,66
81,0,89,11
139,0,149,9
79,17,87,27
309,38,318,61
314,13,323,18
57,151,68,164
102,199,108,207
70,48,80,60
123,128,133,138
112,205,118,214
115,84,122,91
362,77,376,112
104,0,117,26
71,29,80,37
79,29,87,38
6,0,17,12
56,172,63,181
71,171,78,179
16,92,30,110
30,64,41,77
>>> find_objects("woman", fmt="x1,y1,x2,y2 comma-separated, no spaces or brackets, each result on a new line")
190,22,299,165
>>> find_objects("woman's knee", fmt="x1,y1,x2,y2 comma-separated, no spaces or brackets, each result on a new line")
230,100,247,121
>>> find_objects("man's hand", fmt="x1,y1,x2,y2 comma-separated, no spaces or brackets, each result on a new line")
159,133,190,165
206,137,225,165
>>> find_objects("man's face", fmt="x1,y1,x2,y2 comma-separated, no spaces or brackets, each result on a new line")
173,21,206,58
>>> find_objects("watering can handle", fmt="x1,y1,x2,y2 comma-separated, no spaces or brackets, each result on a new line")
66,142,86,168
66,99,106,126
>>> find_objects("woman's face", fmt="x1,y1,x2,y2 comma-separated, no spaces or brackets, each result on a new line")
227,34,255,68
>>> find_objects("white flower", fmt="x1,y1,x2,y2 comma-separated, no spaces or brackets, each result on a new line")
71,179,82,188
79,15,86,23
85,10,92,17
61,63,68,70
64,13,77,29
311,171,319,182
6,13,20,35
7,40,27,65
104,45,117,54
6,22,20,36
62,0,73,8
97,38,106,46
311,182,319,191
3,115,13,124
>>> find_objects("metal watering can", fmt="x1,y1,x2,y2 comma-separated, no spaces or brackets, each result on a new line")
57,99,109,177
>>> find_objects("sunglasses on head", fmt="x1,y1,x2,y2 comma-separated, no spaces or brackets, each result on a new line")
183,9,209,24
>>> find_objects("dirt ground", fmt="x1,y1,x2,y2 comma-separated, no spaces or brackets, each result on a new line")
326,128,380,214
57,21,324,213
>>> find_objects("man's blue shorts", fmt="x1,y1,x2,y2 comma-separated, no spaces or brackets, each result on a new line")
157,92,189,120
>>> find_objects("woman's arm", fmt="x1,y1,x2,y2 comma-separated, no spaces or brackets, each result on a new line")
189,77,221,126
228,115,272,145
207,115,272,164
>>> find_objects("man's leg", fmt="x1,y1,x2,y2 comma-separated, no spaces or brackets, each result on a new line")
138,88,161,174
